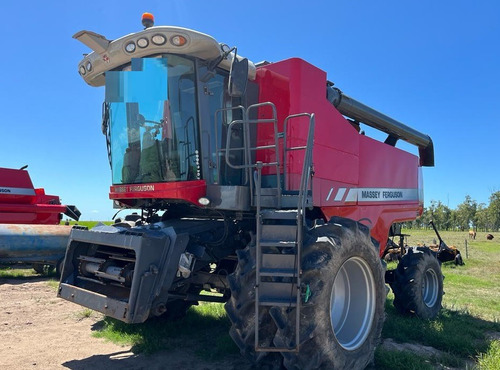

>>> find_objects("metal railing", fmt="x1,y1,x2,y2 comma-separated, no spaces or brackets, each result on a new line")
224,102,281,207
283,113,315,220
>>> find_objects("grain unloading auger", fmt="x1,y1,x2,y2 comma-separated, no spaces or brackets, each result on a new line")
59,13,442,369
0,166,80,274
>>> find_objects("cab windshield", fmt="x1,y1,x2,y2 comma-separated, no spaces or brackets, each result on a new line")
105,55,200,185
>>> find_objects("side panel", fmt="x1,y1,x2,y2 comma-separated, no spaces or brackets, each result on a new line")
255,59,359,187
255,58,422,251
0,168,70,225
0,168,35,205
110,179,206,206
321,136,421,253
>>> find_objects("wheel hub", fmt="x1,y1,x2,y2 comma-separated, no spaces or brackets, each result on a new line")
330,257,376,351
422,267,439,308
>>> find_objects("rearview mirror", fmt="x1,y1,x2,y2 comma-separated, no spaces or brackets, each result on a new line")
228,56,248,98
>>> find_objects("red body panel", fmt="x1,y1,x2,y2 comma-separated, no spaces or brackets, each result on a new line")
0,168,67,225
256,59,422,253
110,180,206,206
109,58,423,255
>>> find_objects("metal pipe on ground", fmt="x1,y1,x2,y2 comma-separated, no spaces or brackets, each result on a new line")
0,224,72,263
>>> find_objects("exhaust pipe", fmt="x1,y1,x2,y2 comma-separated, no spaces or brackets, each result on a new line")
327,86,434,167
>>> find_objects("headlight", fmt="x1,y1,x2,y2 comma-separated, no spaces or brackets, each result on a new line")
85,61,92,72
79,65,86,75
125,42,136,53
198,197,210,206
171,35,187,46
151,34,166,45
137,37,149,48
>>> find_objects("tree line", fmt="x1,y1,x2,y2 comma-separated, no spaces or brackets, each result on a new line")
403,191,500,232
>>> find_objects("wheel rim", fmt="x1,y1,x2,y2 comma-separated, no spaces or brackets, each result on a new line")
330,257,376,351
422,267,439,308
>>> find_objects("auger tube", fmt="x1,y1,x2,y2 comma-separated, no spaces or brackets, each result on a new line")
327,86,434,167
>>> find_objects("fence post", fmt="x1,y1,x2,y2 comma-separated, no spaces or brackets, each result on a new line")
464,239,468,259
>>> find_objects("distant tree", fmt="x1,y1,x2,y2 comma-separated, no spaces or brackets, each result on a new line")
449,209,458,231
475,203,490,231
488,191,500,231
419,206,431,228
455,195,477,231
427,200,452,230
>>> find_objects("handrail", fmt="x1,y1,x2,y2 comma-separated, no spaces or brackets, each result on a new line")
299,114,315,220
224,102,281,207
283,113,315,221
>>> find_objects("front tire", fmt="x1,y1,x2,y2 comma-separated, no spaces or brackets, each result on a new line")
272,218,386,369
391,247,443,319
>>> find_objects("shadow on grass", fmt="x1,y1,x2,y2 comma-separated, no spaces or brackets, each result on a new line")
379,298,500,368
84,297,500,369
0,264,58,284
91,303,239,361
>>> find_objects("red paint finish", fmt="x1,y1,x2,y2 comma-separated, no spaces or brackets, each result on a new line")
0,167,68,225
110,180,206,206
256,58,422,251
107,57,425,255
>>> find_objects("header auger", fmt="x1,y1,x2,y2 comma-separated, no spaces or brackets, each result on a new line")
59,13,441,369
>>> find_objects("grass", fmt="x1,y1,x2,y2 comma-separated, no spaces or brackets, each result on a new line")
374,348,435,370
76,308,97,321
478,340,500,369
376,229,500,368
0,265,39,279
60,220,113,229
3,227,499,368
379,300,500,368
403,229,500,321
90,229,500,368
92,302,238,358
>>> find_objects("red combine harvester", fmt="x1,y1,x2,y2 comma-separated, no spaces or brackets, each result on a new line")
59,14,444,369
0,166,80,274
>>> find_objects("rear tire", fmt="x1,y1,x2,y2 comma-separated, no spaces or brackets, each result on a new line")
272,218,385,369
33,263,54,275
391,247,443,319
56,258,65,278
33,263,45,274
163,299,197,321
225,244,282,368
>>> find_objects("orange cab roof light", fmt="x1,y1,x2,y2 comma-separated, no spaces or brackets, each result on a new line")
142,12,155,29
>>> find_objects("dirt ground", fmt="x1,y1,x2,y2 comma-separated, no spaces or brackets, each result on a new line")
0,277,250,370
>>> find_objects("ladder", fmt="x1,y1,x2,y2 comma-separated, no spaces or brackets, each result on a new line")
226,105,315,353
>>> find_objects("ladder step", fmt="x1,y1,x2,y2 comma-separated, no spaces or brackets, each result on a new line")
261,209,298,220
261,224,297,241
255,347,298,353
261,253,297,271
260,240,296,247
258,281,297,303
259,299,297,307
280,195,312,208
260,188,279,196
260,268,297,277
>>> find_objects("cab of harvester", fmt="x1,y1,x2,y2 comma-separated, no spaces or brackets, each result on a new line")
77,15,259,212
60,14,439,369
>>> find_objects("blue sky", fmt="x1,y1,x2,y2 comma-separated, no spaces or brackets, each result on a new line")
1,1,499,220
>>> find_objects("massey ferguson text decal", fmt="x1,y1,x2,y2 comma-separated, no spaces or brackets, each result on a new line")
114,185,155,193
0,187,36,195
327,187,418,203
